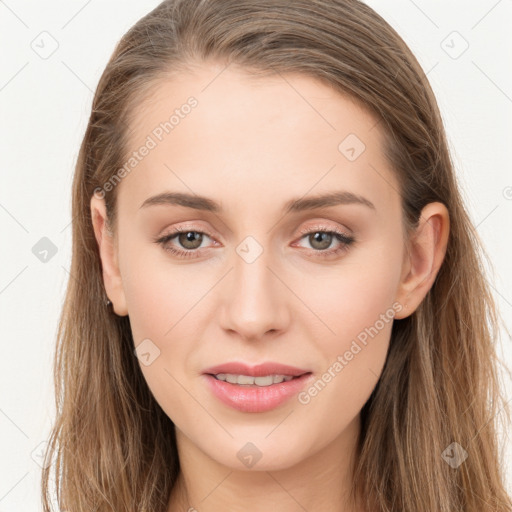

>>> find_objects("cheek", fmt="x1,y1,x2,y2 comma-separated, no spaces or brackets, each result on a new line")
117,238,214,419
119,251,202,425
292,239,403,418
118,230,206,343
298,275,396,398
295,234,403,350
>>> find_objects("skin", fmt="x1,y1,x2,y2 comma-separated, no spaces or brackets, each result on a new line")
91,61,449,511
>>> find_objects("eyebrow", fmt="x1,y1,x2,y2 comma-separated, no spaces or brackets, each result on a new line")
139,190,376,214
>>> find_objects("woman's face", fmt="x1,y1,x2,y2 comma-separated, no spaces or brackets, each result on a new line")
97,61,413,471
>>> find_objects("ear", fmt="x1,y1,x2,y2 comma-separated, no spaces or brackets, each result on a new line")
394,202,450,319
90,194,128,316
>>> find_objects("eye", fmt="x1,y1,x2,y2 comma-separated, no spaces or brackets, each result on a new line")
294,225,355,258
153,227,217,259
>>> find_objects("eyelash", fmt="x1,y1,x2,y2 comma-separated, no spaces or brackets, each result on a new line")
153,225,356,260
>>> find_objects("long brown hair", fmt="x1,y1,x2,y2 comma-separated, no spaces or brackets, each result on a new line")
41,0,512,510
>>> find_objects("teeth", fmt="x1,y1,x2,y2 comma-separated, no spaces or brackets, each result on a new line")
214,373,295,386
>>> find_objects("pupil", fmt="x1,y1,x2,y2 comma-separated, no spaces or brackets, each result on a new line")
179,231,202,249
311,232,331,250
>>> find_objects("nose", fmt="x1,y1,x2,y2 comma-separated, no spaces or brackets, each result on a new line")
218,244,291,341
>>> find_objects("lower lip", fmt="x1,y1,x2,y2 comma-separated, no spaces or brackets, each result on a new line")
203,373,313,413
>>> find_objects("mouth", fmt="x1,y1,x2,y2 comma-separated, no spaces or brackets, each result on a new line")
207,373,307,386
202,367,314,413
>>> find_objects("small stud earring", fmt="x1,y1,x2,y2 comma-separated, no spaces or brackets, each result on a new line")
105,298,112,308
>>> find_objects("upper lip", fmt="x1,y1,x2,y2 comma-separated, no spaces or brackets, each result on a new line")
202,362,311,378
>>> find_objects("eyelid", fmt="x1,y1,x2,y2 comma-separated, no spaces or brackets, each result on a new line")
159,223,217,241
157,220,351,244
296,222,352,238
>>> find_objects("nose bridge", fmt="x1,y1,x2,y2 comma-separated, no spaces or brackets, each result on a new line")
219,235,289,339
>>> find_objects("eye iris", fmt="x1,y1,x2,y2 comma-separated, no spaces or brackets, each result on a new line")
310,232,332,250
179,231,203,249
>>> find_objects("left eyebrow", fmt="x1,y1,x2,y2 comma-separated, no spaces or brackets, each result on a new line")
283,191,376,213
138,190,376,213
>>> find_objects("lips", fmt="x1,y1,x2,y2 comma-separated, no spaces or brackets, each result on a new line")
202,361,310,378
203,372,313,413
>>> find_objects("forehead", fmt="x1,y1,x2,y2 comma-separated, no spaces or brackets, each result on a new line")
118,61,400,218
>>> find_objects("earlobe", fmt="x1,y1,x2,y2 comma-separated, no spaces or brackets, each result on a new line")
90,195,129,316
394,202,450,319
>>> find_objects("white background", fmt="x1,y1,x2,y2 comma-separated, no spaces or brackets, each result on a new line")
0,0,511,509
